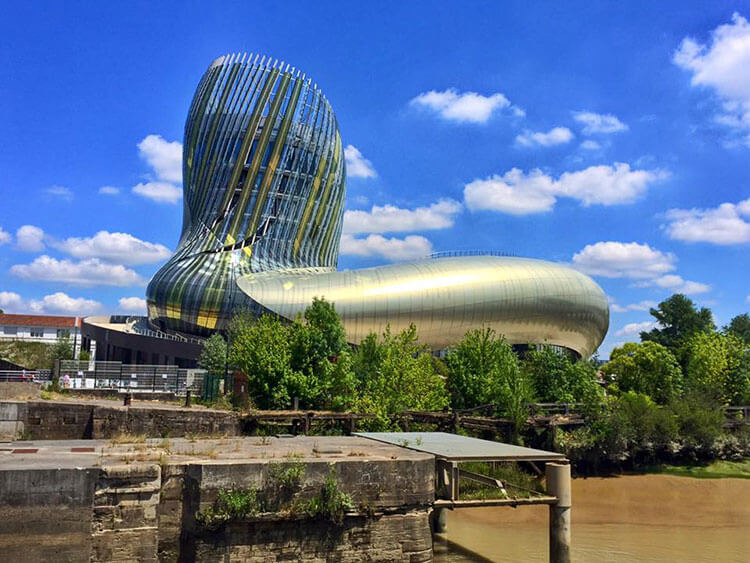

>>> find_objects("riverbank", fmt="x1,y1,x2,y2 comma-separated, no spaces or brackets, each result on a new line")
442,473,750,562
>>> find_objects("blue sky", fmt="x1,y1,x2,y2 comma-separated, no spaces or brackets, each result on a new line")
2,1,750,357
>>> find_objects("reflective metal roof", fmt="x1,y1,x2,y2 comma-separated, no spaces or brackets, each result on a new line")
354,432,566,462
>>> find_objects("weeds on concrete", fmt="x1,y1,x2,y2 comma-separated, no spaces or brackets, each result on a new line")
196,488,260,530
304,468,353,525
109,433,147,445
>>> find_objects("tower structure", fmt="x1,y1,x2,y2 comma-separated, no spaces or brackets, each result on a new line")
147,54,345,334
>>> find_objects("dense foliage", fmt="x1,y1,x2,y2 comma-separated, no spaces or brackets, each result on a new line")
213,293,750,473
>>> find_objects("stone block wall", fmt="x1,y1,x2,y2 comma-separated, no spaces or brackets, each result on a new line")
0,400,241,440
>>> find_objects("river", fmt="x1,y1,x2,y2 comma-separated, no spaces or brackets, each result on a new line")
434,473,750,562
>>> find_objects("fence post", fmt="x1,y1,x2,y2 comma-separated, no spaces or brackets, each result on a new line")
152,366,156,392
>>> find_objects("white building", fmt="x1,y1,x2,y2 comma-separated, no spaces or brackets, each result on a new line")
0,313,83,357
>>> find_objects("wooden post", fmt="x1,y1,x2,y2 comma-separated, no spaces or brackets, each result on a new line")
546,462,571,563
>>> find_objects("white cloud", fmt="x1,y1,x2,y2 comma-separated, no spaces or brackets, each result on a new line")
344,145,377,178
663,199,750,244
44,185,74,201
339,234,432,261
118,296,147,314
54,231,171,265
674,13,750,142
138,134,182,183
650,274,711,295
0,227,10,245
0,291,24,311
572,241,676,279
10,255,142,287
132,182,182,204
580,140,601,151
16,225,46,252
343,199,462,234
99,186,120,195
28,292,103,315
0,291,102,315
611,300,658,313
410,88,519,124
464,163,666,215
572,111,628,134
516,127,574,147
616,321,658,337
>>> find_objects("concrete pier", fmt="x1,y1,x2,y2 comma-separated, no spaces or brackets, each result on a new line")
546,462,572,563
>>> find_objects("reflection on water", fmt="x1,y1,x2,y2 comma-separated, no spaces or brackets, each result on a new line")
435,473,750,562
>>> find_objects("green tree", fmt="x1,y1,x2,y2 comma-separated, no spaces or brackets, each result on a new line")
445,328,533,440
288,298,356,410
445,328,521,409
640,294,714,355
683,331,738,405
724,313,750,345
49,335,74,368
602,341,683,404
229,314,295,409
199,333,227,376
352,324,448,429
522,346,603,407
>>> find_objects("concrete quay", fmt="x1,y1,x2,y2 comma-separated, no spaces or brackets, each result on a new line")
0,435,435,562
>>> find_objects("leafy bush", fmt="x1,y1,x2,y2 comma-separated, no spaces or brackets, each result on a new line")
304,468,353,525
196,488,260,530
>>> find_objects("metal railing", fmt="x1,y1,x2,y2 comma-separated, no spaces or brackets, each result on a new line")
0,369,52,383
428,250,517,259
58,360,205,395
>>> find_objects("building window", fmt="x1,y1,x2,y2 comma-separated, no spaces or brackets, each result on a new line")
30,329,44,338
3,326,17,336
57,329,70,338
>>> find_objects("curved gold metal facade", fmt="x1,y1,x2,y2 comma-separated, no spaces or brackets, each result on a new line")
237,256,609,357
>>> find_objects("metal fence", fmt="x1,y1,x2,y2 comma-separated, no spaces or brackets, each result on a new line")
58,360,205,395
0,369,52,383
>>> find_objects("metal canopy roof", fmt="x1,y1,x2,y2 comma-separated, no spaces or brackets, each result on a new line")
354,431,566,462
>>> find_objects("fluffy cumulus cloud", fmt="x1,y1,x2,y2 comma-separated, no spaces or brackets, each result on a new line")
344,145,377,179
98,186,120,195
0,227,10,245
0,291,102,315
343,199,462,234
10,255,142,286
410,88,522,124
16,225,46,252
663,199,750,244
515,127,574,147
572,111,628,134
118,296,147,314
53,231,171,265
572,241,676,279
339,234,432,261
573,241,711,295
647,274,711,295
137,134,183,183
464,163,666,215
616,321,658,337
132,135,183,204
132,182,182,204
28,292,103,315
674,13,750,142
0,291,24,311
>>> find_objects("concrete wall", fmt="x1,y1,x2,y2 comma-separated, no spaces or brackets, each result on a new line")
0,382,41,400
0,454,435,562
0,400,241,439
0,467,98,562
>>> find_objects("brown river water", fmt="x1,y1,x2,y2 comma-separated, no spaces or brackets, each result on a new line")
434,474,750,562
